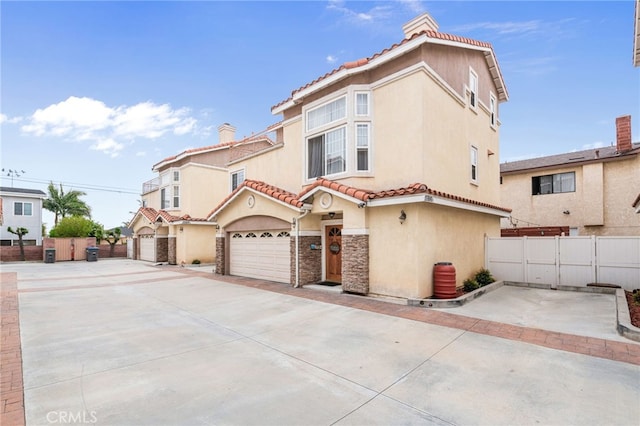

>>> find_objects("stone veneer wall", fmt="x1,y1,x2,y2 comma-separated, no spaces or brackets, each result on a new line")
156,237,168,263
215,236,225,275
168,236,176,265
290,236,322,286
132,238,138,260
342,234,369,294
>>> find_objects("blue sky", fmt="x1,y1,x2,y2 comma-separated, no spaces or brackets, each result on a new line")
1,1,638,229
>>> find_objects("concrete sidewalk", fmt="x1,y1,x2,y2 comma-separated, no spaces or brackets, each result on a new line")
2,259,639,425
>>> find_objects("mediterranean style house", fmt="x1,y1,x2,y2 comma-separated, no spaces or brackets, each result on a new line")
0,186,46,246
500,115,640,236
131,12,511,299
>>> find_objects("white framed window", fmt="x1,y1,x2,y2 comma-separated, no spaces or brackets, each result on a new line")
173,170,180,182
489,93,497,126
356,123,370,171
470,145,478,182
172,185,180,208
160,188,170,209
308,127,346,179
307,96,346,131
532,172,575,195
355,92,369,116
469,69,478,108
14,202,33,216
231,169,245,191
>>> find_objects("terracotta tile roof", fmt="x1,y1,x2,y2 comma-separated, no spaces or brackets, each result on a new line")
501,143,640,174
138,207,159,222
272,29,507,111
300,178,511,213
208,179,304,220
134,207,208,225
152,124,279,170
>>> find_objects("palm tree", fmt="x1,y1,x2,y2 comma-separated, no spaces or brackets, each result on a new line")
43,182,91,226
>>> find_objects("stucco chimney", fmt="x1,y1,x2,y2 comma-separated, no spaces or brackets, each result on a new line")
218,123,236,144
615,115,632,152
402,13,439,39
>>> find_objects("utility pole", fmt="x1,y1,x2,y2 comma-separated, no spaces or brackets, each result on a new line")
1,169,25,186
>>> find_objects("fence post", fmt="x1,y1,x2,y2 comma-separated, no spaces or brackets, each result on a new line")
554,235,560,289
593,235,598,284
522,236,528,283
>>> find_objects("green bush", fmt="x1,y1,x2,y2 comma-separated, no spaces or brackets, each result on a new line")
633,290,640,305
475,268,495,287
192,259,201,265
463,278,480,293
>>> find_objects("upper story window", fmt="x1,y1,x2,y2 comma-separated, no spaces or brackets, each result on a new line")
355,92,369,116
356,123,370,171
231,169,245,191
173,171,180,182
307,96,346,131
489,93,496,126
158,168,180,210
532,172,575,195
172,186,180,208
470,145,478,183
308,127,346,178
160,188,170,209
469,69,478,108
305,89,372,181
14,202,33,216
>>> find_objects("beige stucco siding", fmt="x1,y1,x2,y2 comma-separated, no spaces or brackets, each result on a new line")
179,166,229,218
582,163,604,225
214,192,299,230
368,203,500,299
176,225,216,264
602,158,640,235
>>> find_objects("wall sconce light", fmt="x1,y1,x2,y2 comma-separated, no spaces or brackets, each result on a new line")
328,212,335,219
179,226,184,232
399,209,407,224
215,224,220,230
563,210,570,215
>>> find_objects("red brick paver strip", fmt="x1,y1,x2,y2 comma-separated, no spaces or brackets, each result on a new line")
172,267,640,366
0,272,25,426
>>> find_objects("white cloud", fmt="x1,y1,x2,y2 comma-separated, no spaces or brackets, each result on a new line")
327,0,393,25
21,96,202,156
0,113,7,124
581,141,609,150
0,113,24,124
451,18,581,40
326,55,338,64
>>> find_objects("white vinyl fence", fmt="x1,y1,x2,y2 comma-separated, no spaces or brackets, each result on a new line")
485,236,640,291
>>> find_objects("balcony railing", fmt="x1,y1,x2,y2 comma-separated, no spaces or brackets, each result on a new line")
142,177,160,195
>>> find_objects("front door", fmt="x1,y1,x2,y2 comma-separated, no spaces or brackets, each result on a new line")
325,225,342,283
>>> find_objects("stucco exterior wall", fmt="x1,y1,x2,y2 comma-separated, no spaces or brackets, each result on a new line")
0,195,44,245
368,203,499,299
179,165,228,218
176,225,216,264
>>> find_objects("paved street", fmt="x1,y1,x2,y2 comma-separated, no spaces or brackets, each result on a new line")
1,259,639,425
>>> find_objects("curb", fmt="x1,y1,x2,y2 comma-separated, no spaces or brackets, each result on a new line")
407,280,504,308
616,289,640,343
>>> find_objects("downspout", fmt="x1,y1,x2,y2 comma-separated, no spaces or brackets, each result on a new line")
294,208,311,288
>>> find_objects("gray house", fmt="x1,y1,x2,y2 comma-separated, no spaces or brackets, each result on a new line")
0,186,46,246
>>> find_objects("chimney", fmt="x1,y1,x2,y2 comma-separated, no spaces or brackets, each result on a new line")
402,13,439,39
218,123,236,144
615,115,632,153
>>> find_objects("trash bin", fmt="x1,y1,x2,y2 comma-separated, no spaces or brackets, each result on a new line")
45,248,56,263
86,247,99,262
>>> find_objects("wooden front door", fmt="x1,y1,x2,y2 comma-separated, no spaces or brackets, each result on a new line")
325,225,342,283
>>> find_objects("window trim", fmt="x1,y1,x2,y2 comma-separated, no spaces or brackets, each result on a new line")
355,91,370,116
469,68,478,109
14,201,33,216
306,95,347,132
470,145,479,184
532,172,576,195
172,185,180,208
230,168,246,191
307,125,348,179
489,92,497,127
355,122,371,172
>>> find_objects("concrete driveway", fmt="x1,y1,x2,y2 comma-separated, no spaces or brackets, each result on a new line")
1,259,639,425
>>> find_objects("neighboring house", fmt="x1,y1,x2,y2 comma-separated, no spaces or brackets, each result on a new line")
500,115,640,236
129,123,277,264
0,186,46,246
204,13,511,299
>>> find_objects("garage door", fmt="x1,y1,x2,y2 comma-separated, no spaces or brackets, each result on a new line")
139,235,155,262
230,231,291,283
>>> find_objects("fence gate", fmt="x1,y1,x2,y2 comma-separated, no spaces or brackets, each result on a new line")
486,236,640,291
46,237,95,261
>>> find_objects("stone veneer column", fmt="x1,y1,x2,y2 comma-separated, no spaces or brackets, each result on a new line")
168,236,177,265
341,234,369,294
215,235,225,275
132,237,138,260
156,237,168,263
290,235,322,286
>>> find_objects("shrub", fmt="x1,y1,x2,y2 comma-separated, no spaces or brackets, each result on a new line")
463,278,480,293
633,290,640,305
475,268,495,287
192,259,201,265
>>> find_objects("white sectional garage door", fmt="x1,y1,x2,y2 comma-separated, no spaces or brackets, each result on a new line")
139,234,155,262
229,231,291,284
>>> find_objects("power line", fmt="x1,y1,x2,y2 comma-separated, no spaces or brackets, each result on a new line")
0,176,140,195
